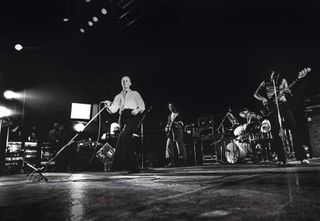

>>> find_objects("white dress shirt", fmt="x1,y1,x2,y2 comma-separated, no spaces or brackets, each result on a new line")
108,89,145,114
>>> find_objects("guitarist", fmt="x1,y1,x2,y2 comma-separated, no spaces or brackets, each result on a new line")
164,103,187,167
254,69,310,165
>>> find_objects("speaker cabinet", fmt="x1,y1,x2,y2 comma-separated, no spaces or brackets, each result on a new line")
305,95,320,157
306,114,320,157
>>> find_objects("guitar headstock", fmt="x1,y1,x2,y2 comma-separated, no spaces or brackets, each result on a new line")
298,67,311,79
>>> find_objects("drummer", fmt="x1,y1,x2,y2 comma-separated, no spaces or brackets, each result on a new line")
239,108,261,133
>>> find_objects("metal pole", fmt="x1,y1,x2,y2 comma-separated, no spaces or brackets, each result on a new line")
140,123,144,168
272,78,288,164
0,119,3,175
21,88,26,135
0,119,2,141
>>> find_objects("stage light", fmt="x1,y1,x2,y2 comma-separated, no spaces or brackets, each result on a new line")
14,44,23,51
70,103,92,120
92,16,98,22
73,122,86,132
101,8,107,15
3,90,22,100
0,106,12,118
63,18,69,22
80,28,85,33
88,21,93,26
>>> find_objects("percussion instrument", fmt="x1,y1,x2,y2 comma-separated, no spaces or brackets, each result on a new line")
225,140,250,163
239,110,256,119
260,119,271,133
233,124,246,136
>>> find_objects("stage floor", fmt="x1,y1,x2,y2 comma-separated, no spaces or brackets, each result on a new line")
1,159,320,220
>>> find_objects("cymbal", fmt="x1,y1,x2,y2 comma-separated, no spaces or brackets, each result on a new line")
239,110,256,118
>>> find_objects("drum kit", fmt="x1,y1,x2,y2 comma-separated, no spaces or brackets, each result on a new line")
224,109,272,164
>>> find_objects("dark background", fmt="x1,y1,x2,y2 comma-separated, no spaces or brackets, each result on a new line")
0,0,319,143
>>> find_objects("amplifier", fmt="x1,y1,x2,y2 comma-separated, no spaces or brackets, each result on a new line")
198,115,214,130
305,95,320,157
306,114,320,157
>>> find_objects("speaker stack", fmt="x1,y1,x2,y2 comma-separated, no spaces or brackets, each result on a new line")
305,95,320,157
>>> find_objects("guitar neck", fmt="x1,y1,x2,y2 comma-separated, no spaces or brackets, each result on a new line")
288,77,300,90
275,76,302,100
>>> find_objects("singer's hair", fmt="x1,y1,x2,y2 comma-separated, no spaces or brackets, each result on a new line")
168,102,178,113
264,68,281,84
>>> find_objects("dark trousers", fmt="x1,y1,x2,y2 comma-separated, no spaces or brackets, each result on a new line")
111,111,140,171
270,102,307,162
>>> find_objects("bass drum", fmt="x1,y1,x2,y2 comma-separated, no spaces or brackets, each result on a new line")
225,140,249,164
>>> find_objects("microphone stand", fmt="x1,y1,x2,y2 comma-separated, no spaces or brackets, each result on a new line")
272,78,288,164
214,111,230,163
217,112,229,132
25,105,108,181
136,106,153,169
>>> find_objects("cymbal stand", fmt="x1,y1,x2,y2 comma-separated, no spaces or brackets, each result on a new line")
24,105,108,182
217,112,229,132
216,111,230,163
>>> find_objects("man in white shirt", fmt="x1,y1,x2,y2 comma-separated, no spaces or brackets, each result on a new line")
104,76,145,173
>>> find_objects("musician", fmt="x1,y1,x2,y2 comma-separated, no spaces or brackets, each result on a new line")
164,103,187,167
226,108,239,129
254,69,310,164
104,76,145,173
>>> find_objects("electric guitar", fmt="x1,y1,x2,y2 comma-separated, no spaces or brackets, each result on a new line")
166,114,177,138
166,113,183,138
261,67,311,116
